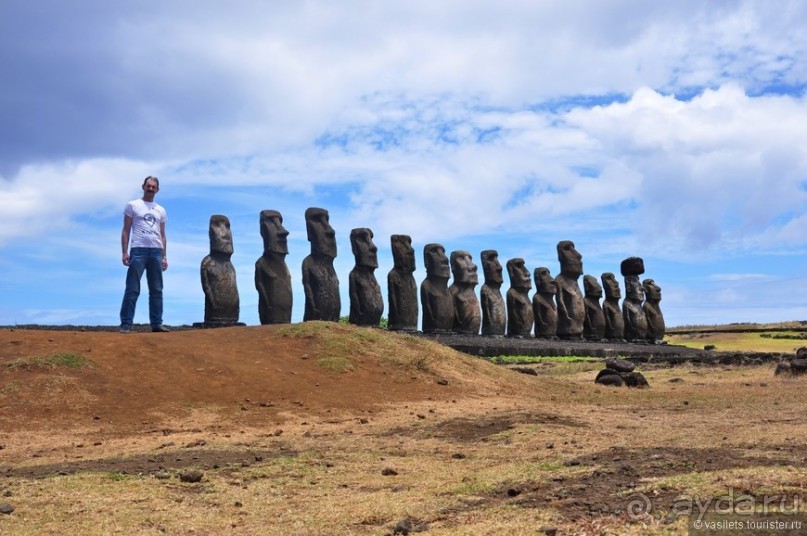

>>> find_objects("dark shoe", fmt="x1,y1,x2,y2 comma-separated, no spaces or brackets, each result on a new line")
152,325,170,333
119,326,131,334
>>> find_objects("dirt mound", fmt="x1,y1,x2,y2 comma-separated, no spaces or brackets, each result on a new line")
0,322,530,433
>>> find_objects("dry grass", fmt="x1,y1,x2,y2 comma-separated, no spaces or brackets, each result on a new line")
1,326,805,535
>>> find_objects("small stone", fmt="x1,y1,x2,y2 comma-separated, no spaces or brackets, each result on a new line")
393,517,412,535
178,470,204,483
154,471,171,480
0,503,14,515
507,488,521,497
539,526,558,536
451,453,466,459
436,379,448,385
545,441,554,449
381,467,398,476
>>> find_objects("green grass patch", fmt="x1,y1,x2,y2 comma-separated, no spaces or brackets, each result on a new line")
6,352,92,370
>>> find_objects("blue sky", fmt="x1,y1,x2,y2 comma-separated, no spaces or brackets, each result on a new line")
1,1,805,328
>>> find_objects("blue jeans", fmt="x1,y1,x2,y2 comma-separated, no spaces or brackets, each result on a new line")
120,247,164,329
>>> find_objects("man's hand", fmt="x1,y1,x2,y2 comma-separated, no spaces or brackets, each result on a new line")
162,258,168,271
122,253,130,266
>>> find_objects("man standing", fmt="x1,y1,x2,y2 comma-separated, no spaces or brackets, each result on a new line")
119,176,169,333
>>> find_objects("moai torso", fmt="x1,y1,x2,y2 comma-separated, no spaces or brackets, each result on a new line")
583,275,606,340
387,235,418,331
533,267,558,338
480,250,505,336
348,228,383,327
555,241,585,339
420,243,454,333
449,250,481,335
302,208,340,322
506,258,533,337
255,210,292,325
202,215,239,325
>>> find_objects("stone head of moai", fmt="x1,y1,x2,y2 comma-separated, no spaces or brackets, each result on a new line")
624,275,645,301
584,275,603,298
259,210,289,256
601,272,621,300
481,250,503,286
507,258,532,291
391,234,415,273
557,240,583,278
209,215,234,257
642,279,662,302
534,266,558,295
350,228,378,269
450,250,478,286
305,207,337,258
424,243,450,279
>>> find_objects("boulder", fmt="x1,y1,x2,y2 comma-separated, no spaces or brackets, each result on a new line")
595,369,624,387
622,371,650,388
605,357,635,373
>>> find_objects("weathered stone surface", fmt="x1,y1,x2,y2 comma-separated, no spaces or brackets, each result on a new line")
796,346,806,359
622,270,648,341
480,250,506,336
449,250,481,335
387,235,418,331
583,275,605,341
620,257,645,277
420,243,454,333
595,369,624,387
201,215,240,326
601,272,624,340
532,267,558,338
642,278,665,342
774,363,792,376
348,228,383,326
254,210,292,325
605,357,635,373
302,207,340,322
622,371,649,388
791,358,807,375
555,241,585,339
506,258,533,337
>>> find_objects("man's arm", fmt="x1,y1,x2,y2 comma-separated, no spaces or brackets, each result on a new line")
160,221,168,271
121,215,133,266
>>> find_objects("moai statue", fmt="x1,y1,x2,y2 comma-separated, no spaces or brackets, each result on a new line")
601,272,625,340
532,267,558,338
348,228,383,326
583,275,606,340
201,215,240,326
506,258,533,337
621,257,648,341
387,234,418,331
555,240,585,339
449,250,481,335
420,243,454,333
254,210,292,325
480,250,506,336
642,279,666,342
302,207,340,322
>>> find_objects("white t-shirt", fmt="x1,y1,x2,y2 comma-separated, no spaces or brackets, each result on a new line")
124,199,167,249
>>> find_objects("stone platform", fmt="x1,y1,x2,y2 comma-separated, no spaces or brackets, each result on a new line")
416,332,791,366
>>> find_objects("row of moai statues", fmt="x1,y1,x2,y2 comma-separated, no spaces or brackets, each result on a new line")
198,207,665,342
